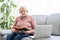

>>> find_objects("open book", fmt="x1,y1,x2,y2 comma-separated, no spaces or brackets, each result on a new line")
14,28,29,31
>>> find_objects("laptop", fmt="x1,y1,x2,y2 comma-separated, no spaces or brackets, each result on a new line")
29,25,53,38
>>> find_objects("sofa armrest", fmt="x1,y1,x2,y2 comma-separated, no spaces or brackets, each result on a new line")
0,30,12,36
29,25,53,39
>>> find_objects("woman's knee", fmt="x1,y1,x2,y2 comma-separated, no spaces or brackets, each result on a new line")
7,32,16,38
8,33,13,36
22,34,30,37
14,34,29,39
13,34,22,40
13,34,30,40
6,33,15,40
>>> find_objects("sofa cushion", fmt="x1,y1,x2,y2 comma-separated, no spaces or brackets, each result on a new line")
46,16,60,35
32,15,48,25
0,36,3,40
29,36,60,40
22,37,32,40
49,13,60,20
3,35,7,40
0,30,12,36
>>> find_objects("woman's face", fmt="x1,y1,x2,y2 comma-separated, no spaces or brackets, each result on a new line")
20,7,27,16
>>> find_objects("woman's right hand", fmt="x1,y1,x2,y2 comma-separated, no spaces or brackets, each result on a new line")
11,28,22,33
11,26,28,33
11,28,18,32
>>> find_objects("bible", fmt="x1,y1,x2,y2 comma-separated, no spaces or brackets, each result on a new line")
14,28,29,31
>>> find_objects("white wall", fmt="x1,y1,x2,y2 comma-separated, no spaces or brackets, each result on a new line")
13,0,51,16
51,0,60,13
0,0,60,17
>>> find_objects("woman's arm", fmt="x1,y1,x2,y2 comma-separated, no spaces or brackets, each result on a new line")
11,27,18,32
29,17,36,34
11,17,19,32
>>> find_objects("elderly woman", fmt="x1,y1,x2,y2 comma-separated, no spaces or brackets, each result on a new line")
6,6,36,40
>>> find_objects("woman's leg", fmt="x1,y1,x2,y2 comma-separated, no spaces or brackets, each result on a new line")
6,32,16,40
13,33,33,40
20,34,33,40
13,33,22,40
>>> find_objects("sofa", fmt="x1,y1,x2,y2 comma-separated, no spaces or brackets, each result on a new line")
46,13,60,35
0,13,60,40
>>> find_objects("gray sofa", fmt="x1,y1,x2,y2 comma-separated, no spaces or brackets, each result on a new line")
0,13,60,40
46,13,60,35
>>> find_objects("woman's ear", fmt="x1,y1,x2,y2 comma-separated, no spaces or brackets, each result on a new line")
27,10,28,12
26,10,28,12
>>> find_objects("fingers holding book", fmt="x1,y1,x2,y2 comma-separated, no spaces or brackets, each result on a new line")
13,26,28,29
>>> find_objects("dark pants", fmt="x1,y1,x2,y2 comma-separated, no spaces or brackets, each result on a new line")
6,32,33,40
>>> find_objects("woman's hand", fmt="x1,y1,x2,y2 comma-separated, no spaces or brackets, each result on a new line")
21,30,30,34
21,30,35,34
11,28,18,32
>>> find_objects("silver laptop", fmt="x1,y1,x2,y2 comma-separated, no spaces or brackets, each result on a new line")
29,25,53,38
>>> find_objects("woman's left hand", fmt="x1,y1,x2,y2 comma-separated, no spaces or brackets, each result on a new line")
21,30,31,34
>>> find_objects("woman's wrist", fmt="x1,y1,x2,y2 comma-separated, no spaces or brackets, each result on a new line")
25,29,34,34
29,29,35,34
